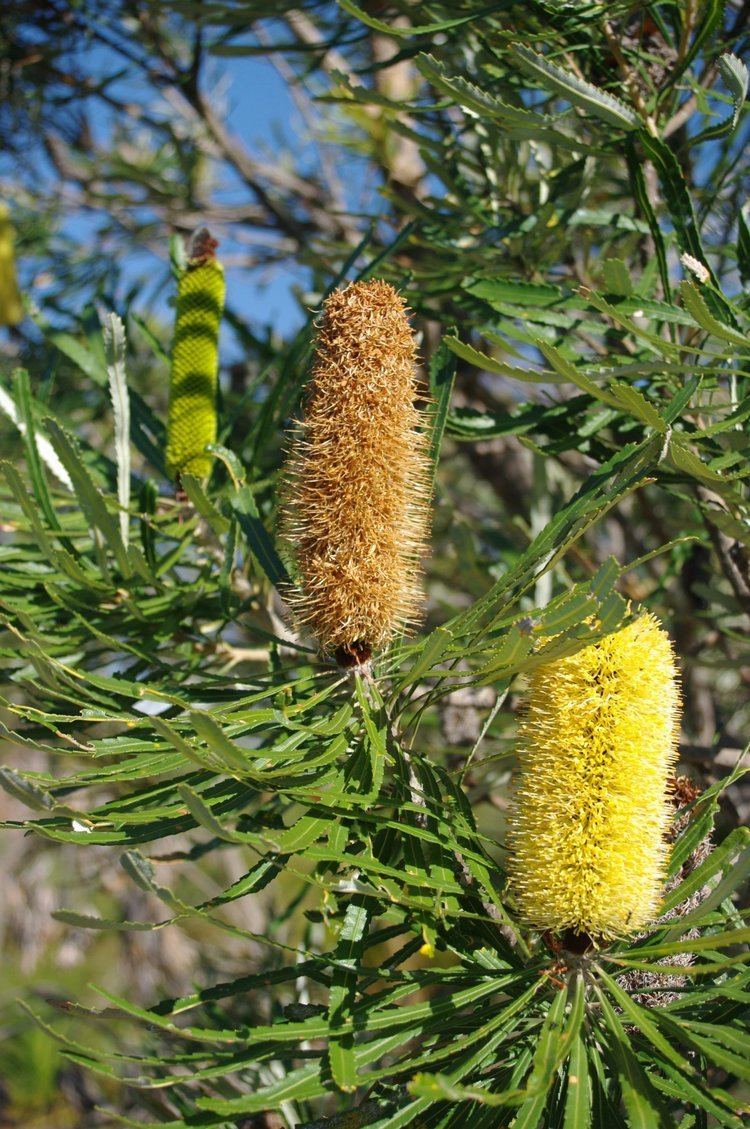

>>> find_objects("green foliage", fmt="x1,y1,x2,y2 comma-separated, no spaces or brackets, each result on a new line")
1,2,750,1127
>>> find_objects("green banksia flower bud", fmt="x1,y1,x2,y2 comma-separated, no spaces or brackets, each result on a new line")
507,614,681,940
0,204,24,327
282,279,431,666
165,228,225,480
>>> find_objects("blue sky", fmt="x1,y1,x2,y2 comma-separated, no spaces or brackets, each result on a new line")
7,24,742,349
219,54,310,334
3,43,321,340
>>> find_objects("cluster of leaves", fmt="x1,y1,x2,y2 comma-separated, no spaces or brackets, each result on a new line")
1,2,750,1127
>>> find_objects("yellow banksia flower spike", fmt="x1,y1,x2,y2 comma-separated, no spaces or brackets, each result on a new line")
283,279,431,667
165,228,225,480
0,204,24,327
507,614,681,940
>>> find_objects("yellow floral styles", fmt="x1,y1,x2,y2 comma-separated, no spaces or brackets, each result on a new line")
507,615,681,939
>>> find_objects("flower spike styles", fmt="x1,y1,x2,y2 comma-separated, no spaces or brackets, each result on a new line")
283,279,431,665
0,204,24,327
165,228,225,481
508,614,681,941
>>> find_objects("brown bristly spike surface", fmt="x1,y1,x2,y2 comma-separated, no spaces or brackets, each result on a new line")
283,279,431,664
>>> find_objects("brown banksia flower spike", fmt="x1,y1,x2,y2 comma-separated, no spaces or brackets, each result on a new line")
282,279,431,666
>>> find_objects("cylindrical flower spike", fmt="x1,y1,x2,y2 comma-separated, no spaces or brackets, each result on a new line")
283,279,431,665
507,614,681,940
165,228,225,481
0,204,24,327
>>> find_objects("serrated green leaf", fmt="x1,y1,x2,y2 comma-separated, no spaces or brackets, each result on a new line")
679,281,748,348
101,311,130,548
445,335,556,382
651,1011,750,1083
537,341,666,430
624,926,750,959
510,44,639,130
564,1034,591,1129
230,483,290,590
638,133,725,312
596,972,692,1073
205,441,245,488
416,54,582,149
53,909,159,932
668,437,727,484
0,766,54,811
596,992,671,1129
737,203,750,286
44,419,132,578
426,335,457,492
694,54,749,143
338,3,494,36
662,826,750,915
649,1061,745,1129
602,258,633,296
718,53,749,135
328,897,370,1091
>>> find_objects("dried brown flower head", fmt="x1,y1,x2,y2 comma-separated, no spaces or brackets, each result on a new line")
282,279,431,663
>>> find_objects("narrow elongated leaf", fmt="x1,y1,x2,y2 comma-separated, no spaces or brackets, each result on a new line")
668,437,727,484
416,54,582,149
737,203,750,286
679,281,748,348
651,1012,750,1083
445,335,554,382
338,2,495,36
621,926,750,958
101,311,131,547
180,474,230,534
328,897,370,1091
564,1034,591,1129
537,341,666,430
638,132,731,323
719,53,749,135
596,973,692,1073
511,44,639,130
230,484,290,590
0,379,72,489
426,335,457,492
661,826,750,917
650,1061,745,1129
45,419,131,578
694,54,749,142
596,992,671,1129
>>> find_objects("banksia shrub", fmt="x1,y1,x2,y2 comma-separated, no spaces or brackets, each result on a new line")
0,204,24,327
282,279,430,665
165,228,225,480
507,614,680,940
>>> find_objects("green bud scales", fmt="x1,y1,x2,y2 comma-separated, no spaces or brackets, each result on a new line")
165,231,225,480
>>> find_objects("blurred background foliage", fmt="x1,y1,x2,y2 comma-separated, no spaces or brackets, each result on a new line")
1,1,750,1126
